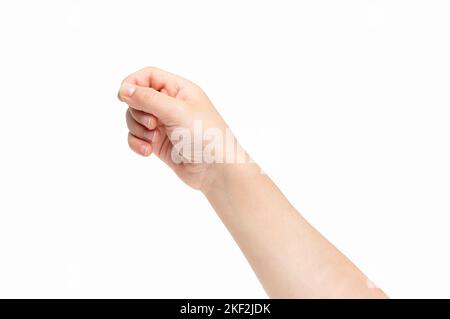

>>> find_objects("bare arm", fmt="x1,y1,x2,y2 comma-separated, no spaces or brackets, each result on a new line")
203,158,387,298
118,67,387,298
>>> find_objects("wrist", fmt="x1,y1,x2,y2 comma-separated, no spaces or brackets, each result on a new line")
200,146,258,196
199,162,226,196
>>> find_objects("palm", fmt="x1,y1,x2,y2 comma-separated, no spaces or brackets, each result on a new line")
151,124,209,190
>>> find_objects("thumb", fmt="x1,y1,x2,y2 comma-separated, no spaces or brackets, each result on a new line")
118,83,180,121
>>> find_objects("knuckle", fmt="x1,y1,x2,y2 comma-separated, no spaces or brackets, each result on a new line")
143,66,158,73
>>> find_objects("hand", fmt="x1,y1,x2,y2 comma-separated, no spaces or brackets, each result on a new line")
118,67,230,191
118,67,387,299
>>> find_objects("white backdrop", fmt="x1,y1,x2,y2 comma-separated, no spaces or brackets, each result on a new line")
0,0,449,298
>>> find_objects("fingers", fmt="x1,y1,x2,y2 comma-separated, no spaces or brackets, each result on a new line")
129,108,158,130
121,66,189,97
128,132,152,157
119,83,181,121
126,109,157,143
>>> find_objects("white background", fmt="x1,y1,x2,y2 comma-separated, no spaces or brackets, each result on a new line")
0,0,449,298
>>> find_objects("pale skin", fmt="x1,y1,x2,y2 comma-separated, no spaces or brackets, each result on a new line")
118,67,388,298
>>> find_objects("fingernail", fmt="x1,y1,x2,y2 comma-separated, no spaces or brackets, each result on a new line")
144,130,155,141
122,83,136,97
145,116,153,129
141,144,149,155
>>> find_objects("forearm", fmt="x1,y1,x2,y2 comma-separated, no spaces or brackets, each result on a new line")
118,67,387,298
202,155,387,298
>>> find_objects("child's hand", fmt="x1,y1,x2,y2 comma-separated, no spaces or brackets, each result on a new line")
118,67,229,190
118,67,387,299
